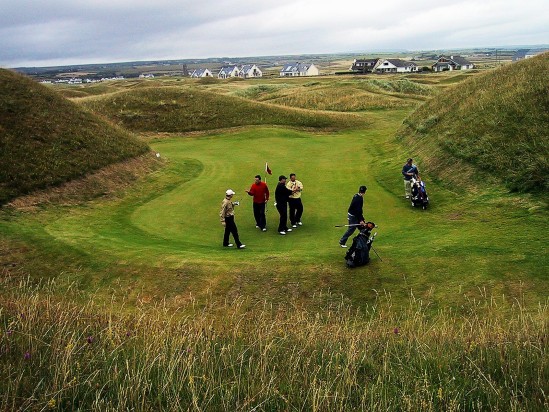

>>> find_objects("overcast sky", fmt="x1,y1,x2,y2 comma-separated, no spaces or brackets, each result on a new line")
1,0,547,67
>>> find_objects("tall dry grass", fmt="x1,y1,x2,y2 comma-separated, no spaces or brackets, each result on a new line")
399,53,549,194
1,276,547,411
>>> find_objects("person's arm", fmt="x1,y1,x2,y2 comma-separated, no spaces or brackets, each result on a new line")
359,197,365,222
245,185,255,196
220,202,227,225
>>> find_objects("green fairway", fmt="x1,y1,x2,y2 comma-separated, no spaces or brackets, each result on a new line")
2,109,547,309
1,71,548,411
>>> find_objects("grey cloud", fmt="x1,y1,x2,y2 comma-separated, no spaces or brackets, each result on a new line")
0,0,547,67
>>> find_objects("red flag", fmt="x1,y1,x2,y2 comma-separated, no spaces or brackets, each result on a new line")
265,162,272,175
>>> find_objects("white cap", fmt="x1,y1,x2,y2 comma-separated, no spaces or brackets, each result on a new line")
226,189,235,196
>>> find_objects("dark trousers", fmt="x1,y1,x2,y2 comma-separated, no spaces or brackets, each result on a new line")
339,214,359,245
276,203,289,232
288,198,303,225
253,202,266,229
223,215,242,247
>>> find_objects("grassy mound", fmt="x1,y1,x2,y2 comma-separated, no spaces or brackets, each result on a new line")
233,79,432,111
79,86,365,133
0,69,149,205
398,53,549,194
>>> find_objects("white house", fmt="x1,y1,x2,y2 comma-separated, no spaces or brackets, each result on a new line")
190,68,213,78
432,56,474,72
218,65,240,79
374,59,418,74
279,62,319,77
239,64,263,78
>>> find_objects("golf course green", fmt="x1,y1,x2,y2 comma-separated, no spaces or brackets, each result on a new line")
1,61,548,410
3,108,546,308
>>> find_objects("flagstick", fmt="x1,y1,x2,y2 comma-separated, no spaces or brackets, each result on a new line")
264,172,268,214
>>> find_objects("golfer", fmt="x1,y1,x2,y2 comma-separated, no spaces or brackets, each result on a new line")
220,189,245,249
402,158,419,199
275,175,294,235
339,185,367,248
287,173,304,228
245,175,269,231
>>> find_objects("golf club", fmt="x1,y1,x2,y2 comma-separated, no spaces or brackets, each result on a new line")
370,232,382,262
334,223,379,228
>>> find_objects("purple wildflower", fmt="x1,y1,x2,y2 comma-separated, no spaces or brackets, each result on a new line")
6,330,13,336
86,336,94,344
24,351,31,360
393,327,400,335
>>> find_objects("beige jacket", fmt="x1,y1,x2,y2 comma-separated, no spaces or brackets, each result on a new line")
286,179,303,199
220,197,235,223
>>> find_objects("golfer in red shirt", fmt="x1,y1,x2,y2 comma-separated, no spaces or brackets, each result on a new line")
245,175,269,231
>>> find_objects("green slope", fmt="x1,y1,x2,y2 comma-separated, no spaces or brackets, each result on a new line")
0,69,149,204
398,53,549,194
79,86,366,133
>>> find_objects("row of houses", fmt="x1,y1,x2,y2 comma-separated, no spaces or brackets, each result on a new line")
190,64,264,79
190,62,321,79
350,55,475,73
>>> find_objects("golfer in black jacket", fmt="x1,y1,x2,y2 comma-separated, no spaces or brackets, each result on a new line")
275,175,294,235
339,185,367,248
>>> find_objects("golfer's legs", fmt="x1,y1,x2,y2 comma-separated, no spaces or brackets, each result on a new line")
288,199,297,224
258,203,266,229
339,215,359,245
295,199,303,222
223,224,231,246
230,221,241,247
404,180,411,198
277,204,288,232
253,203,261,226
225,216,241,246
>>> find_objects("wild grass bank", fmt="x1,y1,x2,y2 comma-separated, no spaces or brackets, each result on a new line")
1,277,547,411
398,53,549,195
0,69,149,205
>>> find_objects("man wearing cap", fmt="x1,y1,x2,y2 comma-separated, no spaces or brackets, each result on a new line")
339,185,367,248
245,175,269,231
286,173,304,228
275,175,294,235
402,158,419,199
220,189,245,249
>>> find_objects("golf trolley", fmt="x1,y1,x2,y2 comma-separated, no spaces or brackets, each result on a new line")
344,221,380,268
410,177,429,210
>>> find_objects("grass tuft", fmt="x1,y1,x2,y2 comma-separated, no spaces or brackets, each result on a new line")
1,277,546,411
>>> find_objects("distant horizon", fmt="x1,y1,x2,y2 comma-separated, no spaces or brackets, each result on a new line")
1,0,547,69
8,43,549,70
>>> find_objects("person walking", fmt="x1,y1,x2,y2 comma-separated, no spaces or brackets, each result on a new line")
287,173,304,228
245,175,269,231
275,175,294,235
339,185,367,248
220,189,245,249
402,158,419,199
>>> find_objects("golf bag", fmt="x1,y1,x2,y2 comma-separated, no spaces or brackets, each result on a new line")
411,178,429,210
345,222,376,268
